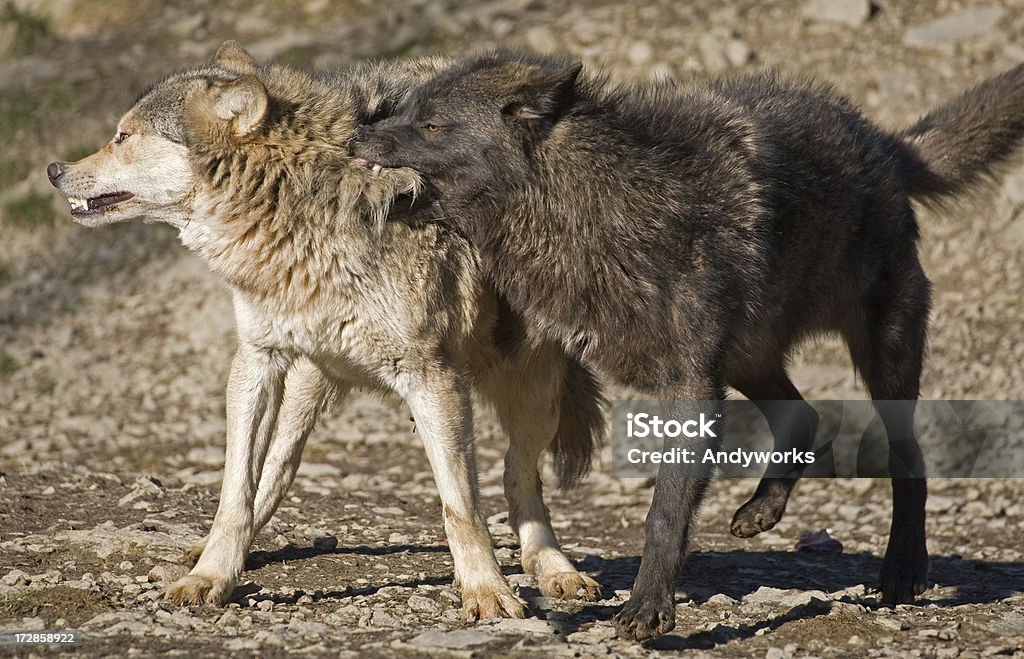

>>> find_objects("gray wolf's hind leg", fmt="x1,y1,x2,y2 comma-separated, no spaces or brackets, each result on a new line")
483,353,601,601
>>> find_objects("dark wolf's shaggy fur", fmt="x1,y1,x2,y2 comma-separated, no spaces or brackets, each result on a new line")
352,50,1024,641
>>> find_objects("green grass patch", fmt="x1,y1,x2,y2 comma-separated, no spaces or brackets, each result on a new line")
0,347,20,378
0,159,26,193
0,257,9,286
0,79,81,142
0,586,113,624
62,143,100,163
3,189,53,228
34,374,56,395
1,2,52,58
386,32,468,59
272,45,325,69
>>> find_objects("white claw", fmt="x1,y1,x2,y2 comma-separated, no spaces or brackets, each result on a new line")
371,164,382,175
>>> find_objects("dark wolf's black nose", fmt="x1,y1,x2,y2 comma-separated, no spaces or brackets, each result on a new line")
46,162,63,186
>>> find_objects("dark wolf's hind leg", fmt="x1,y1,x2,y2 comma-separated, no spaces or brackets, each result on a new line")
846,262,931,606
729,369,817,538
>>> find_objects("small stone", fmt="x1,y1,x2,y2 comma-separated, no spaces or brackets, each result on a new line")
801,0,871,27
904,7,1006,48
525,26,558,53
370,608,401,627
697,33,729,73
707,593,738,606
409,629,497,649
1,569,29,587
877,618,906,631
407,595,439,614
628,41,653,66
20,617,47,631
743,586,788,605
256,599,273,612
216,610,239,627
724,39,753,67
765,648,786,659
148,563,188,583
313,536,338,552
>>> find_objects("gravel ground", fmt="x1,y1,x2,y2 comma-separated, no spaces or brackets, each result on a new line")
1,0,1023,657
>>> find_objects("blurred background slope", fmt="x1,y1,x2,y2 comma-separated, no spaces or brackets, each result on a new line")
1,0,1022,468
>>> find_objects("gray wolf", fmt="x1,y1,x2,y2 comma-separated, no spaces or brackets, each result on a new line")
350,50,1024,640
46,42,605,620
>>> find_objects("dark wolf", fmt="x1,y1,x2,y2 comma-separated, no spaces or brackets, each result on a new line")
351,50,1024,640
46,42,606,620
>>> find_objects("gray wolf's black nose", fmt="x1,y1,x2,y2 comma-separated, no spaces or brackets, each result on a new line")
46,162,63,186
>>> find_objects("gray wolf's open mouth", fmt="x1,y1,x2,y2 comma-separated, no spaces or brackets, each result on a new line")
351,157,384,176
66,191,134,215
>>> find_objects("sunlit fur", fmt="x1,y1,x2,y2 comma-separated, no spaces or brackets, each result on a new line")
48,43,606,620
353,50,1024,640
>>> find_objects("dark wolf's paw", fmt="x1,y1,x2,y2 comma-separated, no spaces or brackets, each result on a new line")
878,548,930,606
730,493,787,538
614,592,676,641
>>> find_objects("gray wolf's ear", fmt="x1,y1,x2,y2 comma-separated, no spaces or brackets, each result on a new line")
508,62,583,121
213,40,258,75
211,75,269,137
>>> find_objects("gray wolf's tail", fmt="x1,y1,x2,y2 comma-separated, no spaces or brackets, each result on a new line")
550,357,605,489
898,62,1024,204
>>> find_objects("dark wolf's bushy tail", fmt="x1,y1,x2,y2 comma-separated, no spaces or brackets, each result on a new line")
898,62,1024,204
550,357,606,489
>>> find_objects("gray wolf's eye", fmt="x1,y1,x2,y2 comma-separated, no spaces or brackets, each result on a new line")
424,124,442,133
114,132,130,144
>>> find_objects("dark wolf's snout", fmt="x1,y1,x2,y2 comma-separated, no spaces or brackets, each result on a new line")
350,123,389,162
47,162,64,186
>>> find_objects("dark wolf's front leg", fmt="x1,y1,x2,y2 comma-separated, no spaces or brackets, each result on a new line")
615,474,710,641
615,397,720,641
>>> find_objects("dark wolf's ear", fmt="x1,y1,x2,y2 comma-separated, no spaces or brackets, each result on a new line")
506,62,583,121
213,40,258,75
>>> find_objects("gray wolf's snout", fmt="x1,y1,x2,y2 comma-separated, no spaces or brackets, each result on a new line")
47,162,64,186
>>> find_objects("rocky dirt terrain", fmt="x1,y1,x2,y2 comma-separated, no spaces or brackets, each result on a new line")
2,0,1024,656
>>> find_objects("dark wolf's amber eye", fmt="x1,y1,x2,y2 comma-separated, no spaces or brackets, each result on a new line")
425,124,441,133
114,132,130,144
